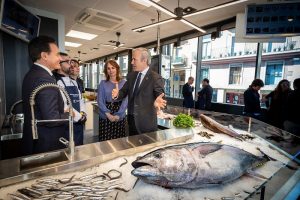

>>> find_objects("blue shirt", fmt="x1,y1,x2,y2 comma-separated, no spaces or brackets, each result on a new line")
97,79,128,119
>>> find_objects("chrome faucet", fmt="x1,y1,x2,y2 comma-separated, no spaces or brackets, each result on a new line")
29,83,75,160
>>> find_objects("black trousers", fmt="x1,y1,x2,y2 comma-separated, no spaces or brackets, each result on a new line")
127,114,139,136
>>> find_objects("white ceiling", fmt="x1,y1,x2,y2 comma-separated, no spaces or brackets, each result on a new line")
19,0,266,61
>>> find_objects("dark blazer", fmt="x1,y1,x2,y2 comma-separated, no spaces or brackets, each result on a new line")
197,85,213,110
22,64,68,155
182,83,194,108
243,87,261,114
118,69,164,134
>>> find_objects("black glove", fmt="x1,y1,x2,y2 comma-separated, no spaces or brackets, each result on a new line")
78,112,87,124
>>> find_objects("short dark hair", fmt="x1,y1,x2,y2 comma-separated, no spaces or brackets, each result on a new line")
59,52,69,57
293,78,300,90
70,59,79,65
202,78,209,84
251,79,264,87
28,36,57,62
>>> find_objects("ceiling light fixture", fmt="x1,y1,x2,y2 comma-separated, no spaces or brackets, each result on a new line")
65,41,82,47
130,0,161,7
180,19,206,33
184,0,248,18
100,32,133,49
132,0,248,33
139,0,176,17
132,18,175,32
66,30,98,40
211,26,221,41
287,16,294,22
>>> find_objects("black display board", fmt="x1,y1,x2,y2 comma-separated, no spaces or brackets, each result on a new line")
0,0,40,42
246,3,300,36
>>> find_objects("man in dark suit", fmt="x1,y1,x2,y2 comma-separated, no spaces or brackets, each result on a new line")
182,76,194,108
243,79,264,120
197,78,213,110
112,48,166,135
22,36,69,156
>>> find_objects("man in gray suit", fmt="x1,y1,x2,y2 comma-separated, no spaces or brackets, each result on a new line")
112,48,166,135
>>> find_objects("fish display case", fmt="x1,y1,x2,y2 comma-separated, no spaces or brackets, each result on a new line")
0,106,299,199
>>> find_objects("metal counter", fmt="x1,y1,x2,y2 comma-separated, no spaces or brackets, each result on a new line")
0,106,299,200
0,120,193,187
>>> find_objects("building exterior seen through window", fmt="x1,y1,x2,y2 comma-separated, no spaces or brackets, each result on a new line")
80,28,300,107
161,37,198,99
201,29,300,105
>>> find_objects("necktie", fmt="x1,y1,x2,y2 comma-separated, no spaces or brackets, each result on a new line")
133,73,142,97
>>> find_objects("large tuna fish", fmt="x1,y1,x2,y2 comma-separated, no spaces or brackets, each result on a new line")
132,142,269,189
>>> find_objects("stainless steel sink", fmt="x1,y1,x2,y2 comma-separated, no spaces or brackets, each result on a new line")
20,151,69,171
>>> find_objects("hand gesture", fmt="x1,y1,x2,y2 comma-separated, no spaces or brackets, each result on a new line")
105,112,115,122
112,83,119,99
154,93,167,111
113,115,120,122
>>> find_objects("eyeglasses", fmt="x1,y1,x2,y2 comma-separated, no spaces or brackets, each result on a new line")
60,60,71,65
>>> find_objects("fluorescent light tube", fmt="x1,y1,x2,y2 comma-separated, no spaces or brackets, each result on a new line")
66,30,97,40
180,19,206,33
65,41,82,47
139,0,176,17
185,0,248,18
132,18,175,32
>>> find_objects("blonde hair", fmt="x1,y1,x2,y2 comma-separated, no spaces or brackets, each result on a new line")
133,47,151,65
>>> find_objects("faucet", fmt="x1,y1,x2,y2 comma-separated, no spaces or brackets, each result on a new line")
29,83,75,160
2,100,23,130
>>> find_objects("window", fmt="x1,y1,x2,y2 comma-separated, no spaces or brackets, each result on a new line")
98,60,105,83
261,36,300,96
200,28,257,105
161,37,198,99
265,62,283,85
200,68,209,82
91,63,98,89
161,54,171,96
117,55,128,78
229,65,242,84
225,92,244,104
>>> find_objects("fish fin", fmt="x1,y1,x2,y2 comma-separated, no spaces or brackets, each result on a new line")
285,164,298,170
257,148,298,170
256,147,276,161
246,169,267,179
192,143,222,157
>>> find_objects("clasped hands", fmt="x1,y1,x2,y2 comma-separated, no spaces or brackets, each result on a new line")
106,112,120,122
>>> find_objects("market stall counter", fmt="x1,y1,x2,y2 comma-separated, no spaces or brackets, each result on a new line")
0,106,299,200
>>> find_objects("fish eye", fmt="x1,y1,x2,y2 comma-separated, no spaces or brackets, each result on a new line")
153,152,161,159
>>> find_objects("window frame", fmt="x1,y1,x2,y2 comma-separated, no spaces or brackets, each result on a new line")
264,60,285,86
228,63,243,85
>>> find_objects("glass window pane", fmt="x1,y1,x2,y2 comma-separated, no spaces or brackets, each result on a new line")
91,62,98,89
229,65,242,85
98,60,105,83
118,55,128,78
200,28,258,105
161,37,198,99
261,36,300,98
